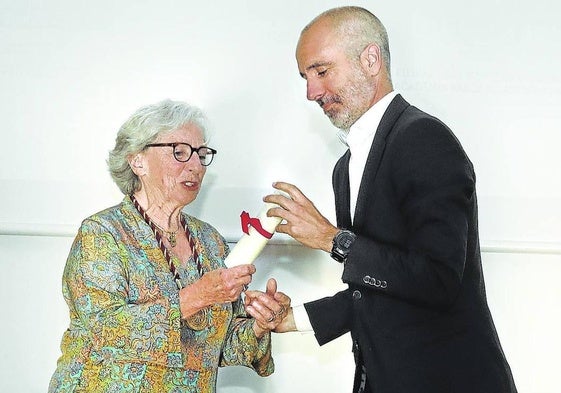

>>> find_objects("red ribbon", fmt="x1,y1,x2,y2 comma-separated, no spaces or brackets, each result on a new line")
240,211,273,239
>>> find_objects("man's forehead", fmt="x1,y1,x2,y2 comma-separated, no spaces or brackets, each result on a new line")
296,37,343,72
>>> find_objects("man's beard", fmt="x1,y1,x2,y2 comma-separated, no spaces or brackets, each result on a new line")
318,68,372,130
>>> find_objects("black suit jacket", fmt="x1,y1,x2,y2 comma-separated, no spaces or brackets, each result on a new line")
304,95,517,393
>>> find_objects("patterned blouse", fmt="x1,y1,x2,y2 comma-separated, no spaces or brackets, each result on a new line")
48,196,273,393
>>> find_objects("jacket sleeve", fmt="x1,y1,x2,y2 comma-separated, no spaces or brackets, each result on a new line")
342,116,475,309
219,299,274,376
304,288,353,345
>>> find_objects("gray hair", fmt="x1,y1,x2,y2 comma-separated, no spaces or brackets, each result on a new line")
107,99,209,195
304,6,392,81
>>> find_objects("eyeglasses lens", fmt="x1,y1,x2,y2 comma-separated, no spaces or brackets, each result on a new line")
173,144,214,166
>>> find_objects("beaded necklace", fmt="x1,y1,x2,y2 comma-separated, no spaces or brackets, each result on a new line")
130,195,209,329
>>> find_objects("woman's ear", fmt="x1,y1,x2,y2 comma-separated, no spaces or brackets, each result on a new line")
129,153,147,176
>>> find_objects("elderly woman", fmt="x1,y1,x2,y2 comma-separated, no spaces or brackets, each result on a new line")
48,99,290,393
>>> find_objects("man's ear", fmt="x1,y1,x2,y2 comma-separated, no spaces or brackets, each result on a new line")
129,153,146,176
360,43,382,76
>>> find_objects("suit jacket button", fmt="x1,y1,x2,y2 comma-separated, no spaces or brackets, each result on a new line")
352,290,362,300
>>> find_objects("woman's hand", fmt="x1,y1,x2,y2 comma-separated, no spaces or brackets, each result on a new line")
179,264,255,318
244,278,291,338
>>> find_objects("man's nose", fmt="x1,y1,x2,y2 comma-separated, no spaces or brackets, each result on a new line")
306,79,324,101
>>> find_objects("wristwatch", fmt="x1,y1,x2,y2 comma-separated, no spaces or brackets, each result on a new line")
330,229,357,263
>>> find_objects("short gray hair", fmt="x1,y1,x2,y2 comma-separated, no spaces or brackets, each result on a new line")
305,6,392,80
107,99,209,195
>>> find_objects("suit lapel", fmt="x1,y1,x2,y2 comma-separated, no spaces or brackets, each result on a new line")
333,150,352,229
353,94,409,230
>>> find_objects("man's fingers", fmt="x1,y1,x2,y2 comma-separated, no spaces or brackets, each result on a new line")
264,194,293,212
272,181,305,200
274,291,291,305
266,278,277,296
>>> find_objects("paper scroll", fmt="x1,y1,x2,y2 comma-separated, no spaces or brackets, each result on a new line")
224,201,282,267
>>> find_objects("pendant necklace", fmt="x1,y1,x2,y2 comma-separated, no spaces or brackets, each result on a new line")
130,195,209,330
152,220,179,247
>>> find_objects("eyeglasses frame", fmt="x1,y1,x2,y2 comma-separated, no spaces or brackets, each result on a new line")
144,142,217,166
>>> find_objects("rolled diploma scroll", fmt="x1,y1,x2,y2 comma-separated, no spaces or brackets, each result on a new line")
224,202,282,267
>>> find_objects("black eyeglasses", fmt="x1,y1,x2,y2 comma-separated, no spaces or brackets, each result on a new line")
145,143,217,166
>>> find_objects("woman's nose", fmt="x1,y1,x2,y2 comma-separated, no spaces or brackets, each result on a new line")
185,155,205,171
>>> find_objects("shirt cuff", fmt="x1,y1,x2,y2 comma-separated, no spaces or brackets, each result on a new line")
293,304,314,332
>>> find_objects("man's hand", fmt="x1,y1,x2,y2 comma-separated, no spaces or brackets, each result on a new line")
245,278,292,337
264,181,339,252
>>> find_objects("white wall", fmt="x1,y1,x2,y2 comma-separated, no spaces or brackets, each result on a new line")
1,0,560,392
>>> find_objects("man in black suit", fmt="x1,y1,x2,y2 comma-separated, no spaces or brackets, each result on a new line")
263,6,517,393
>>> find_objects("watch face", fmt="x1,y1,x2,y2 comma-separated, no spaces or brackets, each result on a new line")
338,232,356,249
331,230,356,262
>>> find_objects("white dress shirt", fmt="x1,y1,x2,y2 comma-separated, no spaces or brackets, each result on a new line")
293,91,398,332
346,91,397,223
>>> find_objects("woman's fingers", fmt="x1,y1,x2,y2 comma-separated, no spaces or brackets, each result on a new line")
245,289,289,324
201,265,255,303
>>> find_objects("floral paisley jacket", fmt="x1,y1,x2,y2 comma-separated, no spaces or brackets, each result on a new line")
48,196,273,393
